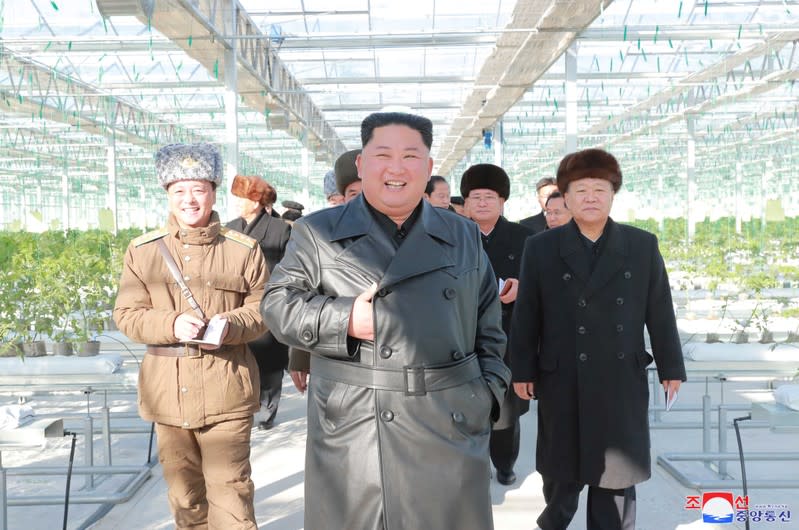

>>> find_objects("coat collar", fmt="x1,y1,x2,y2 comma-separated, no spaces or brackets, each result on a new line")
330,195,457,287
559,218,627,300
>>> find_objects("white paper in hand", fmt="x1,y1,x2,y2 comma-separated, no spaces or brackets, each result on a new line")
665,388,678,411
186,317,227,347
498,278,506,295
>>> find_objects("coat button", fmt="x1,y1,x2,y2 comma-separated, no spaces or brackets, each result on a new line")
452,351,465,361
443,288,456,299
180,230,187,236
184,255,191,262
577,326,586,335
182,421,190,428
562,273,572,281
577,299,586,308
616,297,624,305
181,387,188,393
617,352,625,359
379,346,393,359
452,411,465,423
301,330,313,342
508,254,516,261
380,410,394,422
183,243,190,249
578,353,588,362
183,275,190,281
616,324,624,332
624,271,632,279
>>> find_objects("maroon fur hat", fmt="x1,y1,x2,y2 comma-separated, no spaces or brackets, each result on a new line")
231,175,277,207
556,149,622,194
460,163,511,200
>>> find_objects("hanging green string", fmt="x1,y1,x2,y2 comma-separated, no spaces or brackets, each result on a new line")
103,16,108,33
653,25,659,44
641,48,647,62
67,41,72,51
618,50,624,62
709,38,713,49
50,1,58,11
657,56,661,72
213,59,219,79
44,41,52,51
188,35,193,47
704,0,708,16
678,1,683,18
623,25,628,41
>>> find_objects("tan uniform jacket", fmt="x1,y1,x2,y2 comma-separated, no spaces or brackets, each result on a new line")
114,212,269,428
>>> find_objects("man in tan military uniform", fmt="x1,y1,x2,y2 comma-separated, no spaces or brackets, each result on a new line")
114,143,268,529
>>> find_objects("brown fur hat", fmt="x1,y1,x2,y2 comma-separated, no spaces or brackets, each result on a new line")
231,175,277,207
556,149,622,194
460,163,511,200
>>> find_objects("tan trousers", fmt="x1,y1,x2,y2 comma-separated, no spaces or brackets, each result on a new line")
155,417,256,529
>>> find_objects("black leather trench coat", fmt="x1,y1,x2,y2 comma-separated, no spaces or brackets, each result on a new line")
261,196,510,530
509,219,686,489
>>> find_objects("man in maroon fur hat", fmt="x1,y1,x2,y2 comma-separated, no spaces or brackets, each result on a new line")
510,148,686,530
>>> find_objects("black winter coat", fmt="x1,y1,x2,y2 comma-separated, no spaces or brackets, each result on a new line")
519,211,547,234
481,216,534,426
509,218,686,489
226,210,291,371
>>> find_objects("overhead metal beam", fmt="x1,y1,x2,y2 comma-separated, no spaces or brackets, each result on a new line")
119,0,346,156
435,0,615,176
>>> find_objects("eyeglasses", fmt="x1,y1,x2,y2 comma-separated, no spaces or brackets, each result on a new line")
467,194,500,204
545,209,566,217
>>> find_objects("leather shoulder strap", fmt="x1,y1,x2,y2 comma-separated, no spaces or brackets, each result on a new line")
156,239,206,320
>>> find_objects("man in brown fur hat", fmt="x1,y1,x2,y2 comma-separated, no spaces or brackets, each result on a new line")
227,174,291,430
510,148,686,530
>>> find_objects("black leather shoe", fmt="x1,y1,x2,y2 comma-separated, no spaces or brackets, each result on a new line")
496,469,516,486
258,417,275,430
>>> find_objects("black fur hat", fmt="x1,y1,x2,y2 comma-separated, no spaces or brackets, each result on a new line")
460,163,511,200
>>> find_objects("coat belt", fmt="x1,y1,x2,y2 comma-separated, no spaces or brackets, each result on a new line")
146,344,235,358
310,353,482,396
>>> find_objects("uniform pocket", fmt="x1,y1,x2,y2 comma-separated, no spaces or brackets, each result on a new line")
207,273,247,293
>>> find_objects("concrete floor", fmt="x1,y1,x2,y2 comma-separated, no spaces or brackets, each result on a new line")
2,333,798,530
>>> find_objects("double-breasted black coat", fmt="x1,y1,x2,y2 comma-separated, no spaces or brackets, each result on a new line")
226,210,291,372
509,218,686,489
261,196,510,530
481,216,534,426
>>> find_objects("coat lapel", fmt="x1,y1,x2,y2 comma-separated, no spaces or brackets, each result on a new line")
559,220,590,284
380,202,457,288
330,196,393,283
582,219,627,301
245,211,270,241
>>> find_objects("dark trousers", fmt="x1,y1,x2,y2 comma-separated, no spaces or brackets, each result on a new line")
489,418,520,473
537,477,636,530
258,369,283,423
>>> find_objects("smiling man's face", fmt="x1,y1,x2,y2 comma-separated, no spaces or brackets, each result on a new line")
167,180,216,228
356,124,433,221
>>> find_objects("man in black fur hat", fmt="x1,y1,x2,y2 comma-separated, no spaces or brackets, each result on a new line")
461,163,534,486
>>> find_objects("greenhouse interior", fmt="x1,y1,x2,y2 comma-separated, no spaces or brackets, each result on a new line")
0,0,798,529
